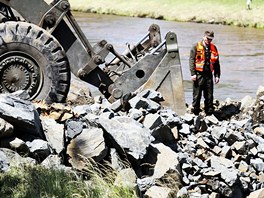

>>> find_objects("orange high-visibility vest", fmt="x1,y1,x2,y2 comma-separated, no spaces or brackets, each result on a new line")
195,41,218,72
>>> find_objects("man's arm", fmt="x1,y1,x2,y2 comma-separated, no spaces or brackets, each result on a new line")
214,46,221,78
213,46,221,84
214,59,221,78
189,45,197,77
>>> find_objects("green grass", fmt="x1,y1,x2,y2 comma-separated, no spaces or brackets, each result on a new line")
68,0,264,28
82,159,138,198
0,165,87,198
0,162,137,198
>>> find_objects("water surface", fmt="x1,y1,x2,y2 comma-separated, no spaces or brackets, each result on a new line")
74,12,264,104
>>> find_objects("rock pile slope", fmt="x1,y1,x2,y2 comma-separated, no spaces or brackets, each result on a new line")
0,86,264,198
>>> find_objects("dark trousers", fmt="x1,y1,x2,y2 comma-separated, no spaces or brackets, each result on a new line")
192,74,214,113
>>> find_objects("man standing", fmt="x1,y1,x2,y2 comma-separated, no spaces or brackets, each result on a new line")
247,0,252,10
189,31,221,115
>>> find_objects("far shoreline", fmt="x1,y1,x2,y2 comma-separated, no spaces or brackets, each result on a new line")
69,0,264,29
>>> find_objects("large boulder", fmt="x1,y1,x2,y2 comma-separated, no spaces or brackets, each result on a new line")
67,126,108,170
98,114,154,160
0,92,44,139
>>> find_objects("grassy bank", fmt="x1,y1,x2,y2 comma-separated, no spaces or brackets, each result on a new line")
0,164,137,198
68,0,264,29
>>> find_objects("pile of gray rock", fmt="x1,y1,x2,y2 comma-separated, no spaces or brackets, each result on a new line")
0,85,263,198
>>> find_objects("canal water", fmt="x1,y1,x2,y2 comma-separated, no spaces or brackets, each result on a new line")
74,12,264,105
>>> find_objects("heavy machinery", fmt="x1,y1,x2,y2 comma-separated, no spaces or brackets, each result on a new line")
0,0,186,115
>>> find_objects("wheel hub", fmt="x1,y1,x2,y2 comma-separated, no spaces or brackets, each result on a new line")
0,52,43,99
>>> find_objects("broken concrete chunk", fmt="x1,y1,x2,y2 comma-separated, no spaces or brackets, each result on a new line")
247,188,264,198
98,115,154,160
128,108,144,120
42,118,65,154
0,93,44,139
67,127,108,170
145,186,173,198
211,126,226,140
250,158,264,172
143,113,162,130
9,137,29,154
232,141,246,154
220,145,232,158
72,105,91,116
65,119,83,140
137,89,164,103
179,123,190,135
210,156,238,186
0,118,14,138
129,95,161,113
26,139,51,161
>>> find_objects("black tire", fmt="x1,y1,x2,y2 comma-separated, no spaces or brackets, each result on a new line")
0,21,71,102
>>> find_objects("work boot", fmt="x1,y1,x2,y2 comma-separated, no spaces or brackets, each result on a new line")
205,108,214,116
192,108,201,115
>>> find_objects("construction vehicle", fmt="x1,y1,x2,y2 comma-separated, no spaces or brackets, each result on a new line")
0,0,186,115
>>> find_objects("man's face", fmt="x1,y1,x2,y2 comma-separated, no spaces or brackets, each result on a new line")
203,36,213,45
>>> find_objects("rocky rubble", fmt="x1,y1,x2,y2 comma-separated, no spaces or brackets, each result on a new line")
0,85,264,198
